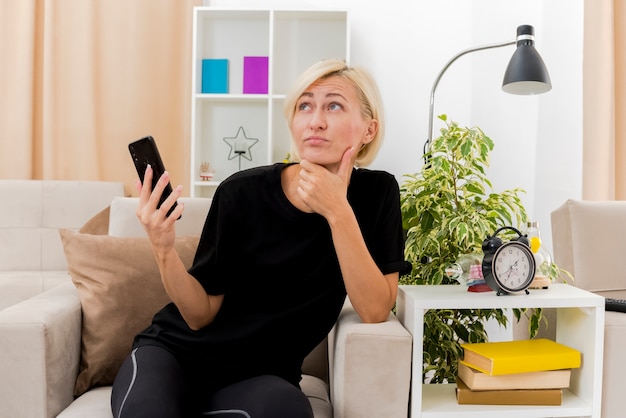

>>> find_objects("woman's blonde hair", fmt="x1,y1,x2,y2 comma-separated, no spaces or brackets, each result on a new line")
283,59,384,167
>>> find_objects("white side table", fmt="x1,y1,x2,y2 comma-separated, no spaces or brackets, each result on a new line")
396,283,605,418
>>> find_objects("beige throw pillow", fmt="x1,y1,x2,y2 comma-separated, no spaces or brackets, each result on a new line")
78,205,110,235
59,228,199,397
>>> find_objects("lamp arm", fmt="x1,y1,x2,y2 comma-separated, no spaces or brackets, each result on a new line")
425,39,516,159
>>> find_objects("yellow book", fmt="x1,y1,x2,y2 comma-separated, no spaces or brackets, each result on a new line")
460,338,581,376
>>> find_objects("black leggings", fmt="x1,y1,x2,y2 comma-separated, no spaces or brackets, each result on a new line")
110,345,314,418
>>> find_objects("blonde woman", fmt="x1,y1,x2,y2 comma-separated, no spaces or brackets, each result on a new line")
111,59,410,418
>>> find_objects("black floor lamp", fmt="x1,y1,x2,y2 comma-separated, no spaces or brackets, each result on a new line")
424,24,552,164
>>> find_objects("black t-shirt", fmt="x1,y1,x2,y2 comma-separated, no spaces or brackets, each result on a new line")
133,163,409,390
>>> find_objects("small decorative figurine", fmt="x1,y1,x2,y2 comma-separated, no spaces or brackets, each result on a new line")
199,162,215,181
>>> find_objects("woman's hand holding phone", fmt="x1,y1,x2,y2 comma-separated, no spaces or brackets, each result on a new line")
128,135,184,255
135,164,184,254
128,136,180,219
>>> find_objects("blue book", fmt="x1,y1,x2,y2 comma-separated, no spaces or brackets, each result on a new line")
202,59,228,93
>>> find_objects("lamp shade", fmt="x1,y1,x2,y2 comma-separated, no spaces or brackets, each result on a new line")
502,25,551,95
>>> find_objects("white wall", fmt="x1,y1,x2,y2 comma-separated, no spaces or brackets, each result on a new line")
208,0,585,253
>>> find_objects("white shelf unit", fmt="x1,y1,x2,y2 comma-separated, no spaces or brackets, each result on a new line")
190,7,349,197
396,284,605,418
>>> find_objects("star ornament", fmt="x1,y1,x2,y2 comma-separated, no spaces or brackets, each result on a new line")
222,126,259,161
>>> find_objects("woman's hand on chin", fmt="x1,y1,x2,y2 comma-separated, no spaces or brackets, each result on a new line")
297,147,355,219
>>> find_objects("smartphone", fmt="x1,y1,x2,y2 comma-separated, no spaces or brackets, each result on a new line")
128,136,179,218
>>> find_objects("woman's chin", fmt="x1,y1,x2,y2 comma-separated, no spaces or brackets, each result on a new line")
303,158,339,168
299,152,340,167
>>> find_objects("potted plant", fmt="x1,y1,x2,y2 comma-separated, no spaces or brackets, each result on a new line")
400,115,566,383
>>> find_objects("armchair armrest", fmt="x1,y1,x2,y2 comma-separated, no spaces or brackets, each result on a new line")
329,300,412,418
0,282,82,418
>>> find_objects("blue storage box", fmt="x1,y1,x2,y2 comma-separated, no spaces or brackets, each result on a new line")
201,59,229,93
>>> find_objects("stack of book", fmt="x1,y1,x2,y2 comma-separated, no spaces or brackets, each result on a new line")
456,338,581,405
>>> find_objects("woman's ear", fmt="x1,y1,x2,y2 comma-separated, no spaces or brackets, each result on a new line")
363,119,378,144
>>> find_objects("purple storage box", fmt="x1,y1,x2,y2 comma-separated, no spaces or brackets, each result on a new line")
243,56,268,94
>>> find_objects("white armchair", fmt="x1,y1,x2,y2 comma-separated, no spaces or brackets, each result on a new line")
551,199,626,418
0,197,413,418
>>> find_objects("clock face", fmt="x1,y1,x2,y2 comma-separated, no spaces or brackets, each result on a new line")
492,241,536,292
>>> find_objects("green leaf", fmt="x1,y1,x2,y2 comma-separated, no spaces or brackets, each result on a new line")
460,140,472,157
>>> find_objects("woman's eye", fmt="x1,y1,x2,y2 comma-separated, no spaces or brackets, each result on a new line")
328,102,343,111
297,102,311,111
